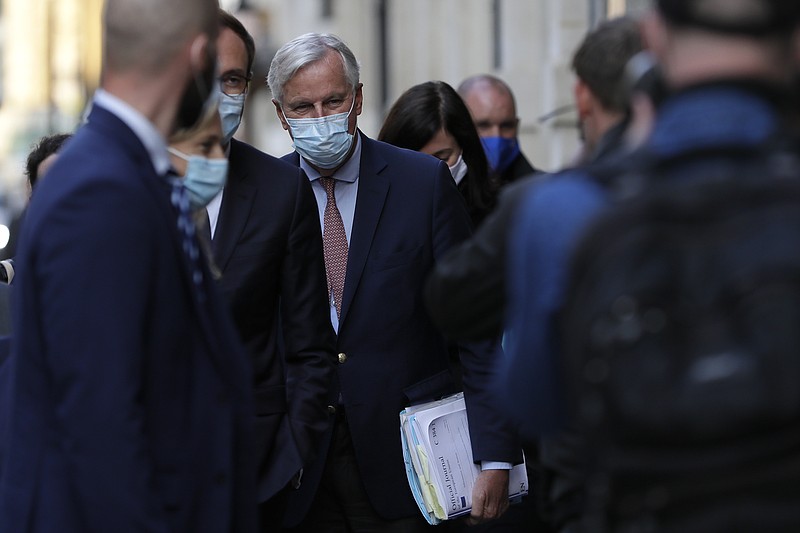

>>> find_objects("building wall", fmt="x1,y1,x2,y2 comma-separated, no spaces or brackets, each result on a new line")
243,0,597,171
0,0,651,200
0,0,101,209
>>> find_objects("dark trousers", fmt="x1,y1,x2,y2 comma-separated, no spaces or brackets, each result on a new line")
259,486,289,532
284,411,433,533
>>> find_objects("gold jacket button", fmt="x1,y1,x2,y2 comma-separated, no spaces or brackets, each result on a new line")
338,352,347,364
327,405,337,415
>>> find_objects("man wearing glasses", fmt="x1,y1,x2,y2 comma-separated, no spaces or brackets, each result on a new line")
209,10,337,530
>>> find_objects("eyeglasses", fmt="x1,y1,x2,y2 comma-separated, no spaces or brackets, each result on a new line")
219,73,252,96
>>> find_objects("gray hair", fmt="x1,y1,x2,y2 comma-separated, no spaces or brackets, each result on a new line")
267,33,360,104
104,0,218,74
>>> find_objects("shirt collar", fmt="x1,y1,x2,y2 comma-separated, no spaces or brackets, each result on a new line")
300,132,361,184
93,88,172,176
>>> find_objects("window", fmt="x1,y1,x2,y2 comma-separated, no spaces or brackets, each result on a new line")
591,0,651,24
609,0,650,17
321,0,334,19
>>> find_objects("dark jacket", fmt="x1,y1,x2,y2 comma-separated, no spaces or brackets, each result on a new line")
0,105,257,533
282,134,521,524
214,139,337,503
425,122,628,342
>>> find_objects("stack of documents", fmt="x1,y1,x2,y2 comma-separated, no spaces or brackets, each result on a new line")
400,392,528,525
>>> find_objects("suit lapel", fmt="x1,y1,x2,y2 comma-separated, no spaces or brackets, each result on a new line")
213,139,258,272
339,134,388,325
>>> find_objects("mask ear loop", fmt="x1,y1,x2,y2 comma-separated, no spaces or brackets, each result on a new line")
167,147,191,161
345,89,357,117
339,89,358,137
278,105,294,138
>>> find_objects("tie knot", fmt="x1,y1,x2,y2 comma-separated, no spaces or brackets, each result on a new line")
320,177,336,197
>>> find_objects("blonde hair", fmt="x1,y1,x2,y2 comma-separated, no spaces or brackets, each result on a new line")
168,99,223,279
168,100,220,144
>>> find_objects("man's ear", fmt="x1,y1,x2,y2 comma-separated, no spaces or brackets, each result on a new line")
354,83,364,116
574,79,592,120
273,99,290,131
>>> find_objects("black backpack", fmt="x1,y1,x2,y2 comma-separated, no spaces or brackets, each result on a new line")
560,140,800,532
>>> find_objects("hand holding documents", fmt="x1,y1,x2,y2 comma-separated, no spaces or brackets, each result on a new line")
400,393,528,525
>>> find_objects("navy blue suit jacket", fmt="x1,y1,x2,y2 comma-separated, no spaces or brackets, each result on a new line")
0,105,257,532
282,133,520,523
213,139,336,503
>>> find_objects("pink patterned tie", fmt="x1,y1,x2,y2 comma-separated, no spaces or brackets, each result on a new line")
320,177,348,318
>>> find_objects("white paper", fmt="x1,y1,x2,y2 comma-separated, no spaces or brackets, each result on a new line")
400,393,529,525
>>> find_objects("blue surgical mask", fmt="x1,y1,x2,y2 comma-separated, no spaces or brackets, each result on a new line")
481,136,520,175
219,91,246,146
284,95,356,169
448,153,468,185
168,147,228,210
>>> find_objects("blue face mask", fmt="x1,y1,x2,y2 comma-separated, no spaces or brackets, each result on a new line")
219,91,246,146
168,147,228,210
284,95,356,169
481,136,521,175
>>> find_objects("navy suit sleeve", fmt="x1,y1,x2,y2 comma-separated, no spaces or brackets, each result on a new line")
428,161,521,464
33,180,170,531
281,168,337,462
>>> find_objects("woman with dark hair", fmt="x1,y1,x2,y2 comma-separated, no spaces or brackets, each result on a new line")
379,81,498,227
